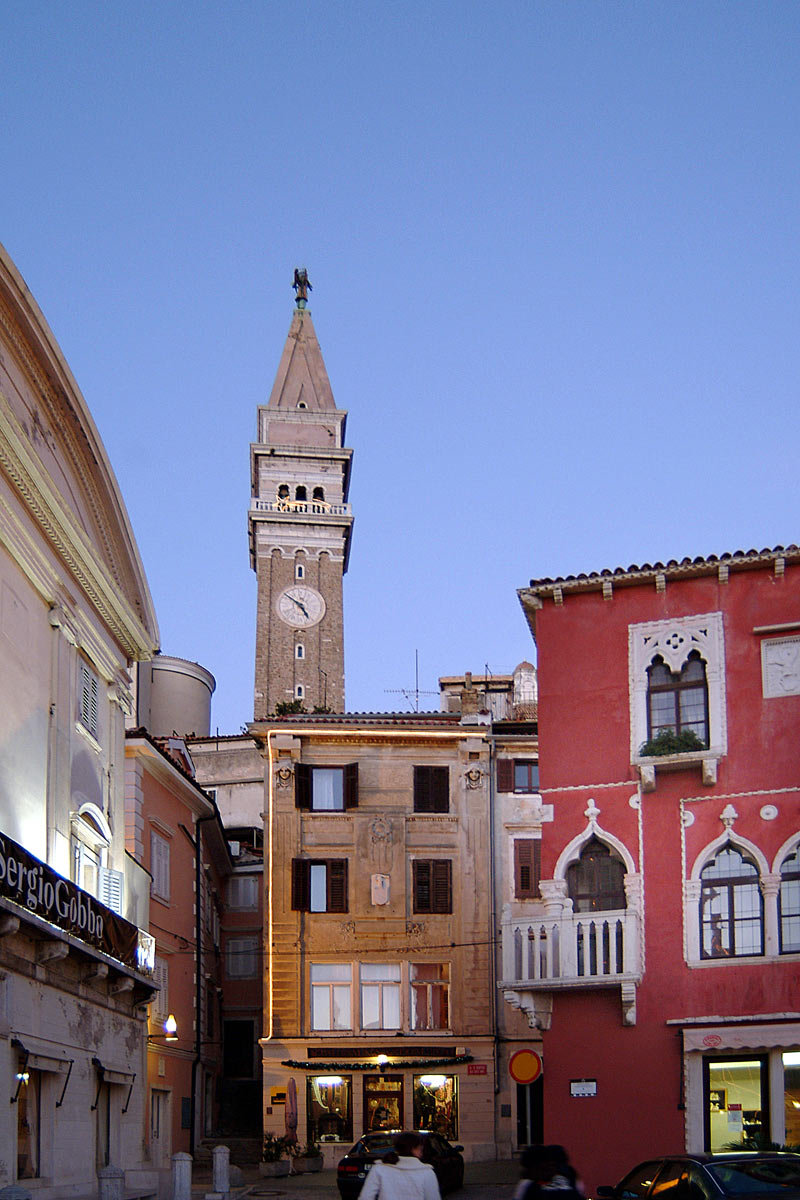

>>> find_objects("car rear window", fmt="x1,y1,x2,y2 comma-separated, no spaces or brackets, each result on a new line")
708,1160,800,1194
360,1136,399,1157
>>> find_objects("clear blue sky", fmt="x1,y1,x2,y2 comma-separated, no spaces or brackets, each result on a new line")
4,2,799,731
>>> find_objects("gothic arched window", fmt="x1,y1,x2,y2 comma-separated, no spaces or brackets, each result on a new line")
779,846,800,954
566,837,627,913
647,650,709,746
700,845,763,958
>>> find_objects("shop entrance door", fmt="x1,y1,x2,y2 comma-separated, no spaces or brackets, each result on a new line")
363,1075,403,1133
517,1079,543,1147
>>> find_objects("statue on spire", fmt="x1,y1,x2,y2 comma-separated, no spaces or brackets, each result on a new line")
292,267,312,308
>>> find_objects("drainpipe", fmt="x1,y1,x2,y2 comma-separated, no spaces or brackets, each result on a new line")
191,813,216,1155
487,735,500,1136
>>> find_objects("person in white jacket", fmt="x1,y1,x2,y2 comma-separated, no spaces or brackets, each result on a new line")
359,1132,442,1200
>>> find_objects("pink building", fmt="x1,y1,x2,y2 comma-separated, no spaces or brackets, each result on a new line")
511,546,800,1193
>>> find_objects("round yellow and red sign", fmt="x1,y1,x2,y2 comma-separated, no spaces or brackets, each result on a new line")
509,1049,543,1085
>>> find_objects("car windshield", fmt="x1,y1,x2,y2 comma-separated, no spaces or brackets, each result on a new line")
708,1160,800,1194
356,1135,401,1157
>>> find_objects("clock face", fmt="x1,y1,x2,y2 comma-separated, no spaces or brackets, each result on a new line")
276,585,326,628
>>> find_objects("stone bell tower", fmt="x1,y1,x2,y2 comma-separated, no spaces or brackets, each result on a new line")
249,271,354,717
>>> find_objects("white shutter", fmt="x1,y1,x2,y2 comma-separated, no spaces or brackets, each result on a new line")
150,831,170,902
151,957,169,1024
98,866,124,914
79,663,100,738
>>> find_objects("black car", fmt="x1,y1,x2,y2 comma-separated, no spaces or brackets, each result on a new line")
597,1154,800,1200
337,1130,465,1199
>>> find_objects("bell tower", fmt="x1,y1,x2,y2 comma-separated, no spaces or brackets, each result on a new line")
250,272,354,717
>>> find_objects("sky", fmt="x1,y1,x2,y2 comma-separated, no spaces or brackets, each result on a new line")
3,1,800,733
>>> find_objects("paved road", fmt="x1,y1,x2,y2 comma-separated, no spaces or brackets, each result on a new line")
193,1162,519,1200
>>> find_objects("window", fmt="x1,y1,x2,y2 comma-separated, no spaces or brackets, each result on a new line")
295,763,358,811
292,859,348,913
413,860,452,914
705,1056,768,1151
567,837,626,913
364,1074,403,1131
78,661,100,738
296,644,305,659
780,847,800,953
150,830,170,903
295,684,304,699
311,963,352,1030
151,957,169,1026
313,487,325,502
514,839,541,900
227,875,259,910
308,1075,352,1143
278,484,289,499
647,651,709,745
700,845,763,958
295,486,307,501
497,760,539,793
410,963,449,1030
413,765,449,813
413,1074,458,1139
226,936,259,978
360,963,401,1029
17,1067,42,1178
296,563,305,579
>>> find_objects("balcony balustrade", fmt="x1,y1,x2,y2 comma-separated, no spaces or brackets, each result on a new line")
250,499,352,517
501,907,641,989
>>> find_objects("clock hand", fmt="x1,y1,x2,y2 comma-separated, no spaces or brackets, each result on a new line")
290,596,310,617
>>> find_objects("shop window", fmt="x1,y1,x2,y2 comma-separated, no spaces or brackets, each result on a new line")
292,859,348,913
413,765,449,813
17,1067,42,1179
566,837,626,913
364,1074,403,1132
410,963,449,1030
779,846,800,953
360,963,401,1030
700,845,763,958
497,760,540,793
784,1051,800,1145
308,1075,352,1143
647,650,709,746
78,660,100,739
295,763,359,811
150,830,171,903
704,1056,767,1151
413,1073,458,1139
226,936,259,979
514,839,541,900
311,963,352,1030
413,860,452,914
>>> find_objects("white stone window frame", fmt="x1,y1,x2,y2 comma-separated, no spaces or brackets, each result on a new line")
629,611,727,788
683,832,800,964
761,635,800,698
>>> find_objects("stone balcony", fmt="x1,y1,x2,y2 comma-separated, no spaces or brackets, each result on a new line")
250,499,352,518
500,906,642,1029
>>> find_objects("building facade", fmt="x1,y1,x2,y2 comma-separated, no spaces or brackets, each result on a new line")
0,242,159,1195
512,546,800,1193
250,290,354,717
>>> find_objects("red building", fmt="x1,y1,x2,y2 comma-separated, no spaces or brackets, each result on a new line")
513,546,800,1193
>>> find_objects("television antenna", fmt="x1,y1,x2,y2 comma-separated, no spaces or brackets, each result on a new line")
385,651,438,713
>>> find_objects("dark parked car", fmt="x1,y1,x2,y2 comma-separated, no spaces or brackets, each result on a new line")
597,1154,800,1200
337,1131,465,1199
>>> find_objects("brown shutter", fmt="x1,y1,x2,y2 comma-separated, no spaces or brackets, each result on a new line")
514,839,540,899
496,759,514,792
295,763,311,809
291,859,309,910
413,860,432,912
344,763,359,809
414,766,432,813
327,859,348,913
431,767,449,813
431,860,452,913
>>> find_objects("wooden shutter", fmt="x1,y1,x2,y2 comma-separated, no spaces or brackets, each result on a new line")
514,839,540,899
413,860,432,912
496,759,514,793
414,766,431,812
291,859,310,910
431,860,452,913
295,763,311,809
327,860,348,913
343,763,359,809
98,867,124,914
414,766,449,813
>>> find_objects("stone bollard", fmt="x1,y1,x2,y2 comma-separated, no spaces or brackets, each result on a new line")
204,1145,230,1200
0,1187,33,1200
98,1166,125,1200
172,1152,193,1200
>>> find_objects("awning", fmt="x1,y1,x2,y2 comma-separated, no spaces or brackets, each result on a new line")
92,1057,135,1086
12,1038,71,1074
680,1023,800,1053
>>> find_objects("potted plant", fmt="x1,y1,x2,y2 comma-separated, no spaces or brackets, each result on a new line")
639,729,707,757
293,1139,324,1173
259,1133,290,1177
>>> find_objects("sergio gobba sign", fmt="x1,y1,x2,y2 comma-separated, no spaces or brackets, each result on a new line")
0,831,140,971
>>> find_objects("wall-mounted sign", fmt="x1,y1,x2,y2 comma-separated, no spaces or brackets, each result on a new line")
467,1063,487,1075
509,1049,543,1085
570,1079,597,1098
0,831,140,970
271,1088,286,1104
